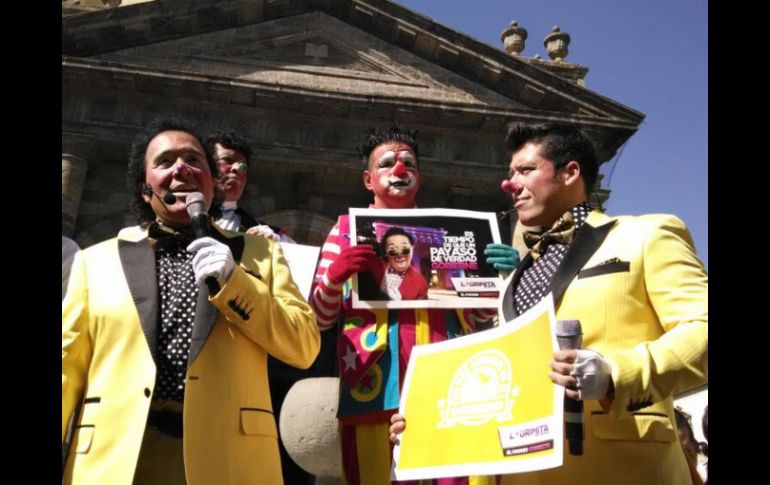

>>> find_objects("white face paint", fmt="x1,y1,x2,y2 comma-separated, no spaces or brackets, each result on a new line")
364,142,420,209
376,150,417,197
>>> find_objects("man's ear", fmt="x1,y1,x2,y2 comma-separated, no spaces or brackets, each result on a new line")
562,160,581,186
363,170,374,192
141,183,152,204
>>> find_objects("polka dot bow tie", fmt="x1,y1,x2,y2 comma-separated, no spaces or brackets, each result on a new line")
522,212,576,261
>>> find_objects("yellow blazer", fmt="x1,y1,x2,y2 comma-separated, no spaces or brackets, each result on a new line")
499,211,707,485
62,225,320,484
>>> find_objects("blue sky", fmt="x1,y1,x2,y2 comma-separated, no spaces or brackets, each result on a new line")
399,0,708,268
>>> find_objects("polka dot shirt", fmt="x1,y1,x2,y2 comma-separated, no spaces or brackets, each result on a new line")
513,203,592,315
154,240,198,402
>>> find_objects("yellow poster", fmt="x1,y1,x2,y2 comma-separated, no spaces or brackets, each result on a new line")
392,296,563,480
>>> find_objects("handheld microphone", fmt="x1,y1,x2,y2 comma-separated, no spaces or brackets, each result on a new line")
556,319,584,456
185,192,220,295
144,184,177,205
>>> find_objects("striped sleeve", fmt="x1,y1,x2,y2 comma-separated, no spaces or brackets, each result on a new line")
310,223,344,331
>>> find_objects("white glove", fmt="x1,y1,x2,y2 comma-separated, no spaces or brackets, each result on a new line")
571,349,611,400
245,224,280,241
187,237,236,288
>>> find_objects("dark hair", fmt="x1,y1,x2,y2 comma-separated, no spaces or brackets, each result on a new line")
359,125,419,168
127,116,214,225
702,405,708,442
675,407,703,464
674,408,695,439
205,130,253,165
381,226,414,250
504,122,598,197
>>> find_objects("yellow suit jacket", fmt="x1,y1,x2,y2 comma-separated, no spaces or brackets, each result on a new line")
499,211,707,485
62,225,320,484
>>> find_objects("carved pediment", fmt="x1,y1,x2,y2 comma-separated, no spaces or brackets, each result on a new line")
94,11,524,109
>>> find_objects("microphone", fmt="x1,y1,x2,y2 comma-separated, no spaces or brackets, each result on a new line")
498,208,516,220
144,184,177,205
162,192,177,205
185,192,220,294
498,180,517,220
556,319,584,456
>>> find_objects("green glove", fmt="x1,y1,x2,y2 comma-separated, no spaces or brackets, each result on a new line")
484,243,520,278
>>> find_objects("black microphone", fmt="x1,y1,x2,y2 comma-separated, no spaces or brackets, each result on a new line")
556,319,584,456
185,192,220,295
144,184,177,205
498,208,516,220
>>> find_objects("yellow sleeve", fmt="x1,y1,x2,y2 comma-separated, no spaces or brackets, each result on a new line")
62,251,92,443
211,238,321,369
605,215,708,417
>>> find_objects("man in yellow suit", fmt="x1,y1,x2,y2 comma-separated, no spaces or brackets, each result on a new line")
391,122,707,484
62,116,320,484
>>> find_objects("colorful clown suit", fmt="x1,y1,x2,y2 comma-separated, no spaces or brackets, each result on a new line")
311,215,497,485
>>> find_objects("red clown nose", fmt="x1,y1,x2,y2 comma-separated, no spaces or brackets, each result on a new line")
501,179,515,193
392,160,408,177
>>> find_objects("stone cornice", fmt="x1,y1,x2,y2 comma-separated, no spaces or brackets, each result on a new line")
63,55,639,134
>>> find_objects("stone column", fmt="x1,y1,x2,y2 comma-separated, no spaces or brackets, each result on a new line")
62,134,95,237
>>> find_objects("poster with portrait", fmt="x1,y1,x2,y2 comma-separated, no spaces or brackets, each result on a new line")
349,208,502,309
392,296,563,480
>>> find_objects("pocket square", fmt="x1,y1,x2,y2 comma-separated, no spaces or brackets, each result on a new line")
578,259,630,279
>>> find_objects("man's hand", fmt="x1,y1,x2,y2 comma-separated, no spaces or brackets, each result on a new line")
326,245,379,285
549,349,611,401
484,243,520,278
188,237,236,288
246,224,280,241
389,413,406,443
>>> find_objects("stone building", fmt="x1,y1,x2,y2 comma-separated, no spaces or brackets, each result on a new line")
62,0,643,247
62,1,644,481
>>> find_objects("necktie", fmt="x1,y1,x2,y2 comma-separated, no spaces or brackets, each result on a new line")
522,212,576,260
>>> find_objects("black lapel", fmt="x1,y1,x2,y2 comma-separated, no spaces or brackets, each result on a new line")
548,219,617,306
236,207,260,231
211,223,245,261
118,237,159,363
508,252,534,319
187,224,245,367
235,207,283,235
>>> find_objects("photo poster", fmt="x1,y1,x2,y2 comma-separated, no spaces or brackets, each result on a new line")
279,242,321,302
392,295,563,480
349,208,503,309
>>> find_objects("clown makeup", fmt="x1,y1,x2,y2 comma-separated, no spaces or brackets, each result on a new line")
376,149,417,194
364,142,420,209
385,234,412,273
214,143,248,202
